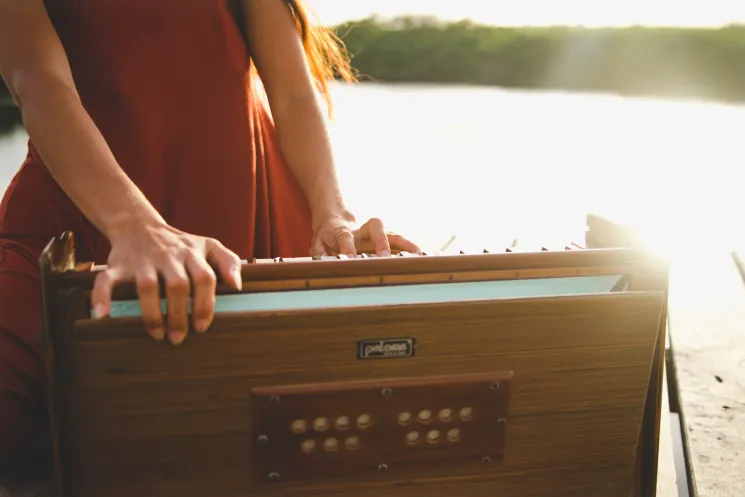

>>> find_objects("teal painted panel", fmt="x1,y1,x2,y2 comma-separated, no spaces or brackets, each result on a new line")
102,275,625,318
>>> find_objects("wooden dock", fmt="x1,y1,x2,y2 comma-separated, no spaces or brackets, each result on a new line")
663,250,745,496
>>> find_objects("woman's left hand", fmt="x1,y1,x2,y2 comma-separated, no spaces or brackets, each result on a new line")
311,216,422,258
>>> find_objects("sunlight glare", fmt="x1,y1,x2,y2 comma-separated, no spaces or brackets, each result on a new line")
327,83,744,264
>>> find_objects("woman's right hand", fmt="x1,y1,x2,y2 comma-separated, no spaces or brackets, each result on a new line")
90,220,243,345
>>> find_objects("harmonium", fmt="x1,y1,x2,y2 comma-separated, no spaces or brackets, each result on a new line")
39,215,669,497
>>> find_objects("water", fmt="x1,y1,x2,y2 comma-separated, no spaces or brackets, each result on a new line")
1,83,744,258
0,126,28,191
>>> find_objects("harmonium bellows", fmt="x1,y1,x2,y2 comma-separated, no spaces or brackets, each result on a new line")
39,225,669,497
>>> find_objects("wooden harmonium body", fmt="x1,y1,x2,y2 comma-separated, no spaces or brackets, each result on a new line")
40,231,669,497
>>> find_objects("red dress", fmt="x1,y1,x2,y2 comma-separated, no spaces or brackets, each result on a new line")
0,0,313,463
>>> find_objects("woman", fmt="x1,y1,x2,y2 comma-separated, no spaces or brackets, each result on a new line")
0,0,420,465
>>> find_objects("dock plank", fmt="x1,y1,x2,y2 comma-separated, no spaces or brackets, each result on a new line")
657,358,681,497
667,252,745,497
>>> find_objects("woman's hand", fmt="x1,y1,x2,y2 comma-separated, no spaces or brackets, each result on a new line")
311,216,422,258
91,220,243,345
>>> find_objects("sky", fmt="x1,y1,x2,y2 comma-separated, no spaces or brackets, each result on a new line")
308,0,745,28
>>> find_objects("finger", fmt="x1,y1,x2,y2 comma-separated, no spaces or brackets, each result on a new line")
387,233,424,255
205,238,242,291
337,229,358,258
91,267,120,319
160,259,191,345
136,266,165,341
359,218,391,257
184,253,216,334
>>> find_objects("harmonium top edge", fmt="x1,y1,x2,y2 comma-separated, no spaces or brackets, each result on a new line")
41,233,661,298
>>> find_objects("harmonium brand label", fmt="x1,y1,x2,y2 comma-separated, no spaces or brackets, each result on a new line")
357,337,416,360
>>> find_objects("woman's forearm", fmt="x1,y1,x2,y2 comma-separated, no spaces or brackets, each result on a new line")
236,0,353,229
271,93,355,229
18,75,164,237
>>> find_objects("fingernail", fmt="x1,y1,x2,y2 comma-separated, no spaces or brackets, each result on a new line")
93,304,107,319
380,249,391,258
151,327,165,341
169,332,186,345
195,320,210,333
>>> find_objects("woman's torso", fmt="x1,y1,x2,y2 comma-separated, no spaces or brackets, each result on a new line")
0,0,289,261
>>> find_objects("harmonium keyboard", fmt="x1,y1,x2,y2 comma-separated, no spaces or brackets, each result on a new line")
39,215,669,497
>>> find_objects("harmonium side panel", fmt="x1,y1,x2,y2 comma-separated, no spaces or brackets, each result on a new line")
585,213,672,496
61,287,664,497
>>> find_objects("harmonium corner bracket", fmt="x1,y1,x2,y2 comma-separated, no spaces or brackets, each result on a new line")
250,372,514,485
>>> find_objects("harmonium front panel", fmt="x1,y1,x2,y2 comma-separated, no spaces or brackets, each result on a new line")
41,237,667,497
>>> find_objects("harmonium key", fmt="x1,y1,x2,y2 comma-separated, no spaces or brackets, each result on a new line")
253,243,589,263
253,252,427,262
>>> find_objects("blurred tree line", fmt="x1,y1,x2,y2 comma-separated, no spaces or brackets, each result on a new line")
3,17,745,132
333,17,745,101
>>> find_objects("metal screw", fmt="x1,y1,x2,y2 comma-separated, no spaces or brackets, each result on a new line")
268,472,280,481
490,381,500,390
269,396,280,404
377,463,389,473
381,387,393,397
258,435,268,443
498,418,507,426
481,456,492,464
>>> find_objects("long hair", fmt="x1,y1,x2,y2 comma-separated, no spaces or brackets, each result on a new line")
285,0,357,115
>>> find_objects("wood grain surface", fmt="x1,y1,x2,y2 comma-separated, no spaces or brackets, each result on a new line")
47,292,664,497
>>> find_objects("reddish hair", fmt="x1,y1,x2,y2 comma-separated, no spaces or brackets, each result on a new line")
285,0,357,114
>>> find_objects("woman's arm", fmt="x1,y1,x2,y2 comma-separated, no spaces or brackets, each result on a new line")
239,0,355,231
0,0,163,236
237,1,421,258
0,0,241,344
